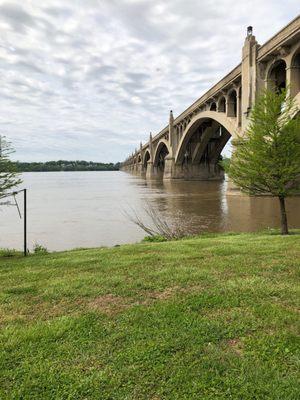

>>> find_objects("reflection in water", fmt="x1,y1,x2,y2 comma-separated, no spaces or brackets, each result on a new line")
143,178,300,233
0,171,299,251
142,179,228,233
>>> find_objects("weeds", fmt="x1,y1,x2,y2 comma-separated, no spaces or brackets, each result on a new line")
33,243,49,255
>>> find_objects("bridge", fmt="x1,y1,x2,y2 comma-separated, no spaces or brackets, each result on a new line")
121,16,300,181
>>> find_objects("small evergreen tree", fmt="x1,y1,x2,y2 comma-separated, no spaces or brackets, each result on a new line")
227,89,300,235
0,136,22,199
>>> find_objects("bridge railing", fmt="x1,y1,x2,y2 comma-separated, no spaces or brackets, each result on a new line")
141,63,242,150
257,15,300,61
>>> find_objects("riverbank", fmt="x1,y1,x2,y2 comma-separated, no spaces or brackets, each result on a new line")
1,232,299,399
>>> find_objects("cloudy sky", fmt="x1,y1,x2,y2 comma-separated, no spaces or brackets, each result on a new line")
0,0,299,162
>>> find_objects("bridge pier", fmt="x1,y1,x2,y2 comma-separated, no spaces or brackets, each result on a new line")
146,161,155,179
163,156,175,180
163,159,224,181
137,163,145,177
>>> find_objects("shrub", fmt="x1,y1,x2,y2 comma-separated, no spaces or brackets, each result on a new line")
142,235,167,243
0,248,20,257
33,243,49,255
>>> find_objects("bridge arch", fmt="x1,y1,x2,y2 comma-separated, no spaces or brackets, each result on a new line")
266,59,287,92
227,88,238,117
217,96,226,113
210,102,217,111
175,111,238,165
153,139,169,172
143,149,151,169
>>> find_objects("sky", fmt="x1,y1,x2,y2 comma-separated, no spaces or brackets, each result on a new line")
0,1,299,162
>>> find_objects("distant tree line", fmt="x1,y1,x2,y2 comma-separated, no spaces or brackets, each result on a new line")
14,160,120,172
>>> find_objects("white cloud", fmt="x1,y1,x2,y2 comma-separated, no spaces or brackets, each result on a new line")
0,0,299,161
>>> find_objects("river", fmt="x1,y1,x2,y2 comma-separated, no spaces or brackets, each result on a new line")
0,171,299,251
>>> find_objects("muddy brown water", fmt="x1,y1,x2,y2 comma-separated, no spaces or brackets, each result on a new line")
0,171,299,251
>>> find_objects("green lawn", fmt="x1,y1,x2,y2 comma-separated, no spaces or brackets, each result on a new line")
0,232,299,399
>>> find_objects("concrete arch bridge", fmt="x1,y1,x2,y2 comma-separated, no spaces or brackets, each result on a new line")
121,17,300,181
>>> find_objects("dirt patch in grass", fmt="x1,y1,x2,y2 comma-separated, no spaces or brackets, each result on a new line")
88,289,178,315
88,294,131,315
1,286,208,323
138,284,206,305
227,338,244,356
88,286,201,315
143,286,181,301
0,297,88,326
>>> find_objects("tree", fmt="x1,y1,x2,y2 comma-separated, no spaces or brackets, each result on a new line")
0,136,22,199
227,89,300,235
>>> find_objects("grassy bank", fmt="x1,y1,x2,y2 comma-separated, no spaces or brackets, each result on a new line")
0,232,299,399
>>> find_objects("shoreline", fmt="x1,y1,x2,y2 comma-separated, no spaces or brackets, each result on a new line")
1,229,299,257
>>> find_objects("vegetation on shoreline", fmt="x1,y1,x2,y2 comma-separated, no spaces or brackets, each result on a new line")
0,136,22,198
14,160,120,172
0,232,299,399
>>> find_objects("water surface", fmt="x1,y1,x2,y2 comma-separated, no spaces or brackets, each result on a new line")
0,171,299,251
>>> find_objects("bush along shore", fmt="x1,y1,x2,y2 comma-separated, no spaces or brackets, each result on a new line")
0,231,299,399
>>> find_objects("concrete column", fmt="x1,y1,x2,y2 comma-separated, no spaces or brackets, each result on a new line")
149,132,154,162
236,88,241,126
139,141,143,162
288,65,300,98
286,61,292,98
174,125,178,151
168,110,175,158
138,161,142,175
146,161,155,179
163,110,176,180
162,156,173,179
241,26,259,132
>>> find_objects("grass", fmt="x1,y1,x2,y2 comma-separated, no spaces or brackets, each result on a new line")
0,232,299,399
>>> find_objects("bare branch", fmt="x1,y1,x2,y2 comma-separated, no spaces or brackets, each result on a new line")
124,201,208,240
